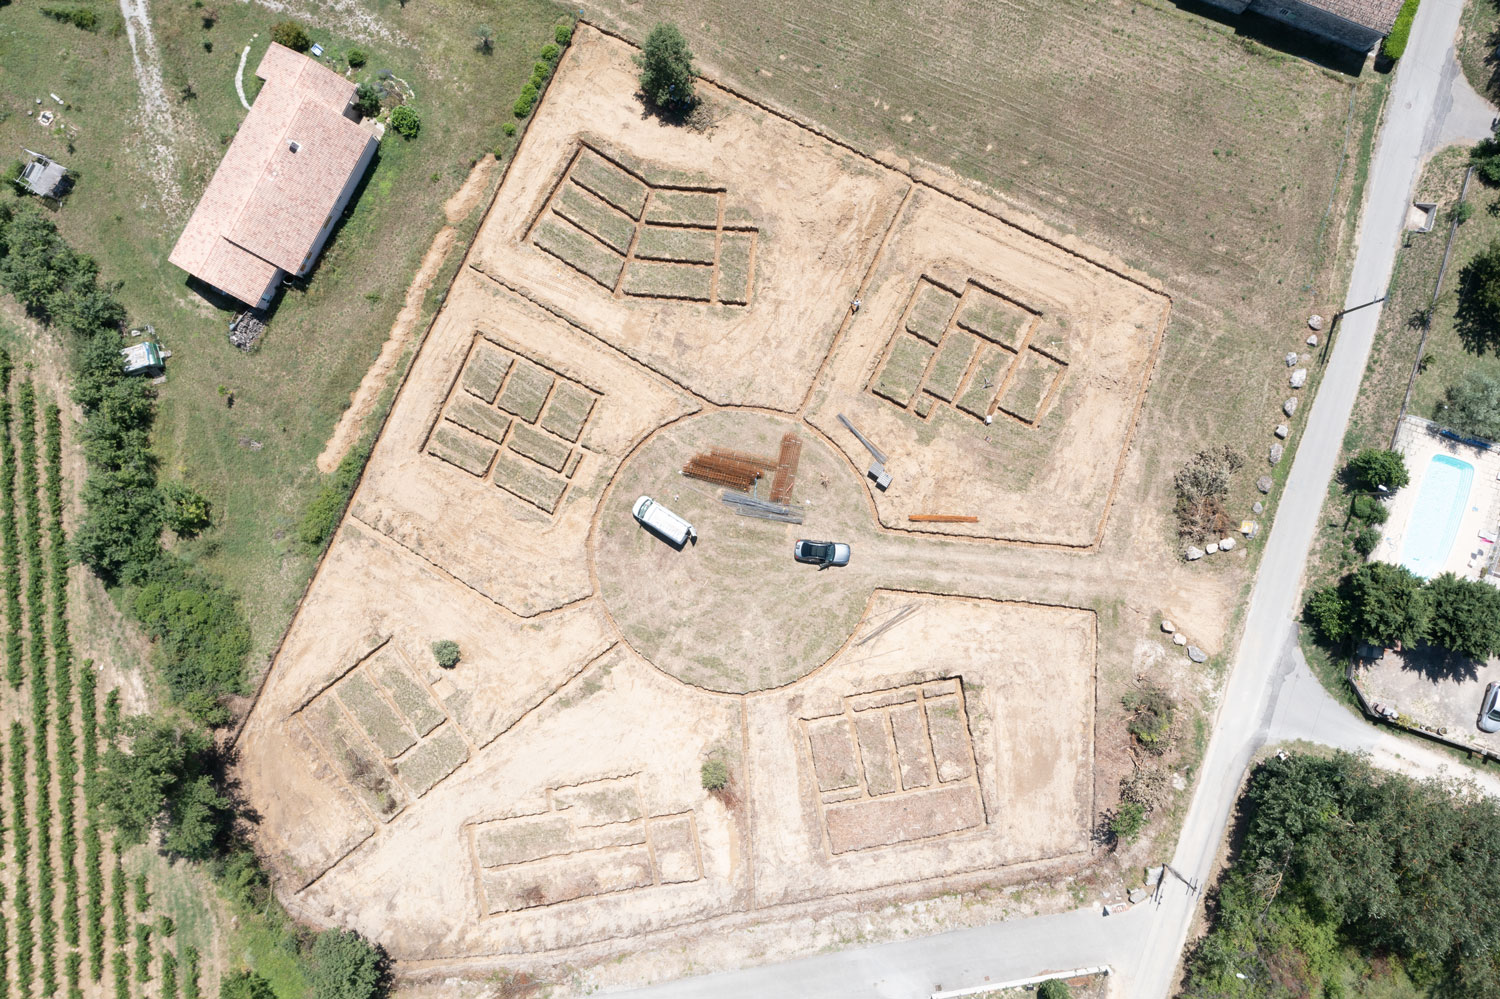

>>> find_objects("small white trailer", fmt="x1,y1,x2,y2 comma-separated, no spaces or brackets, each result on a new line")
632,495,697,546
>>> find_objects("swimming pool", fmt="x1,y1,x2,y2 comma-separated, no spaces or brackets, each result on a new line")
1399,453,1475,578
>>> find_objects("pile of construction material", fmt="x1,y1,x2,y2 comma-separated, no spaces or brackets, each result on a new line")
683,433,803,516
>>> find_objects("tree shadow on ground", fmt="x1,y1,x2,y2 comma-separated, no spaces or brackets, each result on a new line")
1453,258,1500,356
1167,0,1369,76
1395,643,1482,683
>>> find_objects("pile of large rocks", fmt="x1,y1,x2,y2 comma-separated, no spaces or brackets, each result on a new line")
1160,618,1208,663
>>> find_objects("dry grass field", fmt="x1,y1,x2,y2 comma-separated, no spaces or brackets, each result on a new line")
235,28,1268,989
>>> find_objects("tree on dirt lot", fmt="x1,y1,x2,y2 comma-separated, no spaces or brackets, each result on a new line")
1426,572,1500,661
308,929,388,999
1439,370,1500,442
270,20,310,52
700,759,729,791
1349,561,1430,649
1037,981,1073,999
1173,444,1244,540
635,23,696,111
1346,448,1409,493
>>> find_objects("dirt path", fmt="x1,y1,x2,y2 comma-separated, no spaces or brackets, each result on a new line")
314,158,495,474
116,0,182,211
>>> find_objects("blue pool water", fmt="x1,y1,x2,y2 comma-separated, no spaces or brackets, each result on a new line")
1399,454,1475,578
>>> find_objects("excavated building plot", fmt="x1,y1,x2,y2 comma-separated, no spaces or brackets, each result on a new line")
235,25,1170,978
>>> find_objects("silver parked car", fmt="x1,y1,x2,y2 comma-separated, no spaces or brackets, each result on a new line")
794,539,850,568
1479,681,1500,733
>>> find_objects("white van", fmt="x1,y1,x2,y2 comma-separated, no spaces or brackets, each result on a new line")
632,495,697,546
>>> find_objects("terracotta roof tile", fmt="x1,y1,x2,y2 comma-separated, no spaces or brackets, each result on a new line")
1303,0,1405,32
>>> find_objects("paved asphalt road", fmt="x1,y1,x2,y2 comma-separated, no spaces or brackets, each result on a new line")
604,5,1493,996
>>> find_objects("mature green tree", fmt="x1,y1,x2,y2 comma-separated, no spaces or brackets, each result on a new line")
1426,571,1500,660
1474,136,1500,185
308,930,386,999
220,971,275,999
1346,448,1409,492
1458,240,1500,352
269,21,310,52
1304,581,1354,645
97,720,228,858
635,23,696,110
1440,370,1500,442
1349,561,1430,649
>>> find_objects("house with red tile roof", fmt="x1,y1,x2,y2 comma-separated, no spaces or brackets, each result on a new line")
1199,0,1404,50
169,43,380,310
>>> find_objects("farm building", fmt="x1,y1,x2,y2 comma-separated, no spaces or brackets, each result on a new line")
168,43,380,310
1199,0,1404,50
17,151,69,198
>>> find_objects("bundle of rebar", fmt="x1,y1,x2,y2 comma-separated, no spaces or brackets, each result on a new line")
683,453,762,491
709,447,778,471
720,492,803,524
769,433,802,502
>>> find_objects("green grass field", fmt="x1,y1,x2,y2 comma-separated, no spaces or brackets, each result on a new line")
0,0,566,667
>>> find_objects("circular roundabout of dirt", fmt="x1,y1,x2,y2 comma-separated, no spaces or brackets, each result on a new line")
593,410,877,693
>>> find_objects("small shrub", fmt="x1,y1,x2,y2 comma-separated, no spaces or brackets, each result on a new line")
389,104,420,139
1454,200,1475,225
1174,445,1244,540
1350,493,1389,525
554,23,572,45
541,42,559,62
1119,766,1170,812
160,481,211,536
1353,523,1381,557
42,6,98,30
346,48,366,68
352,83,381,120
1109,801,1147,844
475,24,494,53
1123,685,1173,753
1037,981,1074,999
513,83,538,118
700,759,729,791
502,122,516,137
431,640,461,669
1380,0,1418,60
270,20,310,52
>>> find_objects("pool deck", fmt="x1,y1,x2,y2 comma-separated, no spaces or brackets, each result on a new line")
1373,416,1500,581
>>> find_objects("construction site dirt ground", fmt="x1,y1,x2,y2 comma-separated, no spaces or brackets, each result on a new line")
234,26,1239,989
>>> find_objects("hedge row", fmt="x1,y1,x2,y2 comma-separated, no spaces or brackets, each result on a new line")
10,720,33,993
81,663,104,982
66,952,82,999
111,857,128,999
47,403,80,948
160,950,177,999
1381,0,1419,59
0,732,8,999
21,382,59,998
0,353,20,689
181,947,200,999
0,204,250,724
132,923,150,983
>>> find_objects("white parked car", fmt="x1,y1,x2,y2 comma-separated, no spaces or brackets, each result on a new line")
632,496,696,547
